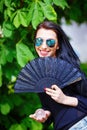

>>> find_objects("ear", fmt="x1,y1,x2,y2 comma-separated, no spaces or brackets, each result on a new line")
57,45,59,50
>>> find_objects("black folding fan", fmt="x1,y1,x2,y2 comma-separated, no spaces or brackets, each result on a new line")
14,57,82,93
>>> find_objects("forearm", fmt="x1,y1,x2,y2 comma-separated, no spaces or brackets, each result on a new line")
63,95,78,107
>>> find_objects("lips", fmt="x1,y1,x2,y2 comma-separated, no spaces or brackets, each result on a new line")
40,50,49,57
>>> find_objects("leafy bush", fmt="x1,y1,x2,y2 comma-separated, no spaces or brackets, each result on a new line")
0,0,87,129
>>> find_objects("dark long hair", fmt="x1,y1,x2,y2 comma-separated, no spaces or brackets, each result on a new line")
34,21,80,68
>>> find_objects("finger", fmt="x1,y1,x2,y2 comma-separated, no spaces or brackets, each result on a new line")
45,110,51,117
51,85,60,90
29,114,34,118
45,88,55,93
36,118,47,123
29,114,36,119
45,91,52,96
46,91,56,98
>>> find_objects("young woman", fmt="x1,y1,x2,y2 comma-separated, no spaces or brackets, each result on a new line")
29,21,87,130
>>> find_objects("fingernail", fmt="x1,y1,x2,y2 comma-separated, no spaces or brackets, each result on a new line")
29,115,31,117
44,87,46,91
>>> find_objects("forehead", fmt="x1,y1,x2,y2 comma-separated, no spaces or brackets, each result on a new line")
36,28,57,39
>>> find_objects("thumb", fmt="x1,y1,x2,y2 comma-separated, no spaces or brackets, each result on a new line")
45,110,51,117
29,114,35,118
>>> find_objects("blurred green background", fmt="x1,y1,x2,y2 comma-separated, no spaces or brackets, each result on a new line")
0,0,87,129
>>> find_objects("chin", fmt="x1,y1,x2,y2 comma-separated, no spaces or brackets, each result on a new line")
39,55,48,57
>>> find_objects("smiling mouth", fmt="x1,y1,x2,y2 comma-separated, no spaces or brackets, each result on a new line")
40,50,50,56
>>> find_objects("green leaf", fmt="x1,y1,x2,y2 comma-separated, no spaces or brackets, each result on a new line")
1,103,11,115
22,117,31,128
16,43,35,67
0,0,4,13
13,10,28,28
43,0,53,4
39,2,57,21
6,7,13,18
11,95,23,106
27,3,35,25
7,49,16,63
31,120,43,130
19,11,28,27
13,11,21,28
31,2,44,29
0,65,2,87
9,124,25,130
22,117,43,130
4,0,11,7
0,44,8,65
3,21,14,37
53,0,69,9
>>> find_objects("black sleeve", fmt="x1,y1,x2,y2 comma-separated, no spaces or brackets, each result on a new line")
75,76,87,97
76,94,87,113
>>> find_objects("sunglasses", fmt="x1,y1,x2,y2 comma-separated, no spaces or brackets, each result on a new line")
35,37,56,47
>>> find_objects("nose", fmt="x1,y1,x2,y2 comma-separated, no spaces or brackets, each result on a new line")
41,40,48,49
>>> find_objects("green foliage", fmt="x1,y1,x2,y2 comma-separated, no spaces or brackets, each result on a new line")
0,103,11,115
16,43,35,67
53,0,69,9
80,63,87,76
0,65,2,86
0,0,86,129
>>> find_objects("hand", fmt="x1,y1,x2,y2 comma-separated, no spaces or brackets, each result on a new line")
45,85,66,104
45,85,78,106
29,109,51,123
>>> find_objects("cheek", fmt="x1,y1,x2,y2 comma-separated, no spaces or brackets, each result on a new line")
35,46,38,50
51,44,59,54
53,44,59,51
50,48,57,54
35,47,40,55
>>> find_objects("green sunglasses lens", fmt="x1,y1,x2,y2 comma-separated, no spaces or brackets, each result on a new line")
47,39,55,47
35,38,43,46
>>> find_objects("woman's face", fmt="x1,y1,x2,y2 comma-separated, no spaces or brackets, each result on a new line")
35,28,59,57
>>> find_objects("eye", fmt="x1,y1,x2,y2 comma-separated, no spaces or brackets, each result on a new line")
47,39,55,47
35,38,43,46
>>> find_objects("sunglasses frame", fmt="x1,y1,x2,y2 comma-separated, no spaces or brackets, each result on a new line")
35,37,56,48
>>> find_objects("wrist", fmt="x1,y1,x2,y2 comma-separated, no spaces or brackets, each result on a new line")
63,95,78,107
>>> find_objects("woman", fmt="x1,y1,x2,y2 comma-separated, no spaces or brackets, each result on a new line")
29,21,87,130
